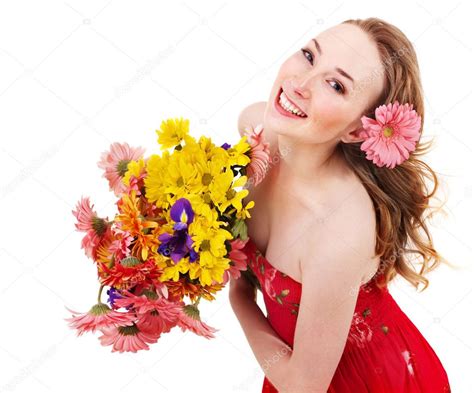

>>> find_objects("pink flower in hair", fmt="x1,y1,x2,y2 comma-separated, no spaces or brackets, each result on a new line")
243,124,271,186
359,101,421,169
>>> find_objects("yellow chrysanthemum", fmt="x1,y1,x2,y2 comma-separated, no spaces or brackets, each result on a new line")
179,225,233,286
122,158,146,187
187,151,228,196
225,136,251,167
191,201,222,229
144,152,170,207
209,170,249,213
156,117,190,150
208,169,234,207
153,155,202,204
190,225,233,255
188,256,230,286
159,257,191,282
236,200,255,220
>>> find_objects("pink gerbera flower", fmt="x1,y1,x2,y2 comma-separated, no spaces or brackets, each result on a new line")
243,124,271,186
97,142,146,196
64,303,136,336
72,197,111,259
107,226,134,262
98,323,160,353
177,303,218,339
72,196,108,233
113,289,182,336
359,101,422,169
222,237,249,285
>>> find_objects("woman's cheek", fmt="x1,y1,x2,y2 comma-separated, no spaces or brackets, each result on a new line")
312,103,340,129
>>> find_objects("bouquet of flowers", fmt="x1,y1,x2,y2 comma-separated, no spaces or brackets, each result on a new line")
64,118,270,353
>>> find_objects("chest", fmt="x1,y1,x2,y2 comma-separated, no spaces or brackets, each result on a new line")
243,171,380,287
244,178,313,283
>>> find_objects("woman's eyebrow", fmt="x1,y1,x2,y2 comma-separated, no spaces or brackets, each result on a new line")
312,38,355,86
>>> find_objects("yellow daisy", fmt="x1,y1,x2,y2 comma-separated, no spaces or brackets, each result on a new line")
156,117,190,150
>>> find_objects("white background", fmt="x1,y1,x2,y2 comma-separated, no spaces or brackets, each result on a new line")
0,1,472,392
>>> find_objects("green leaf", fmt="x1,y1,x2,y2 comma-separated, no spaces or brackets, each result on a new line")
231,218,248,239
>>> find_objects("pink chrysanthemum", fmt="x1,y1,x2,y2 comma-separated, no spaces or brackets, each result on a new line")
243,124,271,186
64,303,136,336
222,237,249,285
97,142,145,196
98,323,159,353
359,101,421,169
177,304,218,339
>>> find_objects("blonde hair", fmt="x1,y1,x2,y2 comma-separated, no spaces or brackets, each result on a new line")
339,17,454,291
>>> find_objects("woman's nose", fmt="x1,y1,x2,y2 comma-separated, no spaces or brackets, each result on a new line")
292,80,311,99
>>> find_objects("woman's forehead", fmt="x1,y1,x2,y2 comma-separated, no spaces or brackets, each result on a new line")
314,24,385,93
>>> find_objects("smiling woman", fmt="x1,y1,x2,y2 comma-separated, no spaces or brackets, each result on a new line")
230,16,452,393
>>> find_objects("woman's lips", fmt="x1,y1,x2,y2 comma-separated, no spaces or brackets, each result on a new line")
274,88,307,119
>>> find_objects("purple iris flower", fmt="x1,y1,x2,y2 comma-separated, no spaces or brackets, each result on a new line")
158,198,199,264
170,197,194,231
106,287,124,309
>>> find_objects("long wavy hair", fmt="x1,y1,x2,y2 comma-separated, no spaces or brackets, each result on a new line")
339,17,454,291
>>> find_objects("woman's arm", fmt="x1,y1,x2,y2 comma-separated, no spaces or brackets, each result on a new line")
228,188,374,392
228,275,294,391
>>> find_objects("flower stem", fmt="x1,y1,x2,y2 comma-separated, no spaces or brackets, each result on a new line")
194,295,201,307
97,284,105,304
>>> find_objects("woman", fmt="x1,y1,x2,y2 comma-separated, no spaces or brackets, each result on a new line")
228,17,452,393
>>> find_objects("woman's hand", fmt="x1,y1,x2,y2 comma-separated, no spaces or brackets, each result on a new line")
229,272,257,304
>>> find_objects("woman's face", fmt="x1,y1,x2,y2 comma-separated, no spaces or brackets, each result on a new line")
264,23,385,145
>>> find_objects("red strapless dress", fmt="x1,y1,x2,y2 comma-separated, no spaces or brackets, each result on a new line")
243,237,451,393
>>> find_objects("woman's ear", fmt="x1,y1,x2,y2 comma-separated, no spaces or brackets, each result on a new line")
340,125,367,144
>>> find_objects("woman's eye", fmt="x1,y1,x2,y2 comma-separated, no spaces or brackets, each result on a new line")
301,48,313,65
329,80,345,95
300,48,345,95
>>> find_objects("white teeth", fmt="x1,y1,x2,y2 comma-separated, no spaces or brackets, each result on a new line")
278,91,307,117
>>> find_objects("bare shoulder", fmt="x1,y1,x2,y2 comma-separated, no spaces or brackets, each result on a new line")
300,174,378,284
237,101,278,156
237,101,266,136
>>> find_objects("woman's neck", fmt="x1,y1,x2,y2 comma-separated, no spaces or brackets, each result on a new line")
274,135,347,190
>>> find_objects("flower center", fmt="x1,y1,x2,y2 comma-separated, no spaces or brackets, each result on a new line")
92,216,108,236
200,239,210,251
183,304,200,320
202,173,213,186
117,159,131,176
383,126,394,137
89,303,111,315
120,256,141,267
118,323,139,336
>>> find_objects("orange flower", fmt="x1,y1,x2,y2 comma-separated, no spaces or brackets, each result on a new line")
115,190,159,260
99,258,163,290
